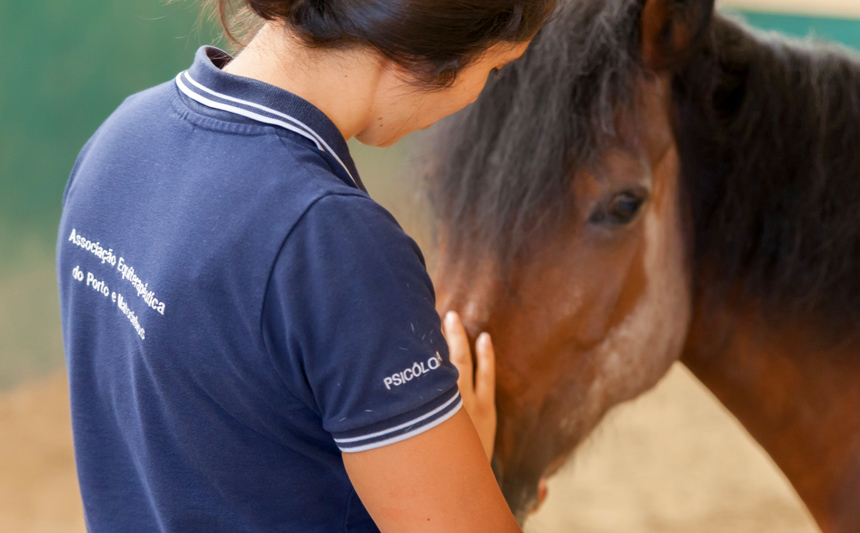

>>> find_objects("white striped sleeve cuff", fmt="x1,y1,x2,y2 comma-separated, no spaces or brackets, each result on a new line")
332,389,463,453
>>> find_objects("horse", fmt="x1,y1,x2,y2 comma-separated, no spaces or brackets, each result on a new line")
425,0,860,531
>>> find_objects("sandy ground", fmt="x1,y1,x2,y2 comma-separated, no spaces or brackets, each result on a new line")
526,365,818,532
0,364,819,532
0,374,85,532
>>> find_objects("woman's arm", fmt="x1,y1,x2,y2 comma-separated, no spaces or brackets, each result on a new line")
342,312,518,532
343,409,518,532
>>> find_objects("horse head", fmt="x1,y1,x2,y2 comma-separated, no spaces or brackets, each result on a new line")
428,0,714,519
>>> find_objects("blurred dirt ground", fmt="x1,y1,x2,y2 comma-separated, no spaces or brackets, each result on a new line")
527,365,818,532
0,374,84,532
0,364,819,532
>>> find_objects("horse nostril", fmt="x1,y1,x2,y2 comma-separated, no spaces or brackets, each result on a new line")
536,478,548,508
524,479,549,516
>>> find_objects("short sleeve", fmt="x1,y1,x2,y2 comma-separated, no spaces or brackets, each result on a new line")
262,193,461,453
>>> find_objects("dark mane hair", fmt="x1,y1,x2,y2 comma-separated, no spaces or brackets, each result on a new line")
675,17,860,329
427,0,860,328
426,0,644,258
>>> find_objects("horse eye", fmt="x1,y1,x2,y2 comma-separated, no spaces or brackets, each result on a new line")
589,192,646,226
608,192,645,224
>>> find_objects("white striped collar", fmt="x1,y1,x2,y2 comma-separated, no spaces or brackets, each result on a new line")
176,47,365,192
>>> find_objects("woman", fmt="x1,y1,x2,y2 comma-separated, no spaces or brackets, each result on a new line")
57,0,552,530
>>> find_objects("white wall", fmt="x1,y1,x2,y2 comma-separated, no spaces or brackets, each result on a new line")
720,0,860,18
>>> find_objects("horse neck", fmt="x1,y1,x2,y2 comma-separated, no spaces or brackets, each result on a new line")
681,298,860,533
672,22,860,530
674,16,860,331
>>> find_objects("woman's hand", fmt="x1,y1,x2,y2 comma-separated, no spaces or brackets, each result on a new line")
443,311,497,460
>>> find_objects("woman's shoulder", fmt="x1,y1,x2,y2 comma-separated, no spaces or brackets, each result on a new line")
278,190,429,283
294,192,412,249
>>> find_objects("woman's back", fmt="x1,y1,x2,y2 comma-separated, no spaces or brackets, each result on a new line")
58,47,460,532
58,0,555,529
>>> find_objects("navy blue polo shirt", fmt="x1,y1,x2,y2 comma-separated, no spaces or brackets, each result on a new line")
56,47,461,532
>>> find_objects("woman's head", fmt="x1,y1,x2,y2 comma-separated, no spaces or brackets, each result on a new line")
210,0,553,145
212,0,554,87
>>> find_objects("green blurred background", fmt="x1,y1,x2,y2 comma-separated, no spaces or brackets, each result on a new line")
1,1,860,390
0,0,425,389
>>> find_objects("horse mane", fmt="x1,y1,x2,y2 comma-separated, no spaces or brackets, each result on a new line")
424,0,644,263
426,0,860,329
676,17,860,329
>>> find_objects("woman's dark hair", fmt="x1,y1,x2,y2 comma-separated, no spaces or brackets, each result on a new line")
208,0,555,86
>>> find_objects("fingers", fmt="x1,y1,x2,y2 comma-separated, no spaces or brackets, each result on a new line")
444,311,473,391
475,332,496,406
442,311,498,460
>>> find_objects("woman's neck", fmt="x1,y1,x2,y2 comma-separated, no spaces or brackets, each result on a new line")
223,23,384,140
